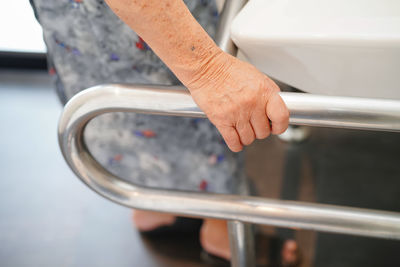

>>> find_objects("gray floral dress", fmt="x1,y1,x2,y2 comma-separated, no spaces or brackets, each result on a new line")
31,0,246,194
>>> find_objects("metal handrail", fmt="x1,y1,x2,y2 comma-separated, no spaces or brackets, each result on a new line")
61,84,400,131
57,1,400,266
58,84,400,240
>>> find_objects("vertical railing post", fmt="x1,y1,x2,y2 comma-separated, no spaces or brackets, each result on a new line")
215,0,248,55
216,1,256,266
228,220,256,267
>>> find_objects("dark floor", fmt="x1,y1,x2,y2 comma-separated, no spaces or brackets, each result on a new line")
0,70,399,267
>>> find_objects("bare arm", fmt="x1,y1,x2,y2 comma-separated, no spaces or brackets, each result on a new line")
105,0,289,151
106,0,220,83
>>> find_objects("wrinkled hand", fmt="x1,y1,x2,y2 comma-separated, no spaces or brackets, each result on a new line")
186,51,289,152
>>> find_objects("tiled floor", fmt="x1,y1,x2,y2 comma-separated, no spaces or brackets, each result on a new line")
0,70,400,267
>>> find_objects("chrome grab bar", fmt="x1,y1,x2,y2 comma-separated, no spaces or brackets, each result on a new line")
58,83,400,241
60,84,400,132
57,1,400,266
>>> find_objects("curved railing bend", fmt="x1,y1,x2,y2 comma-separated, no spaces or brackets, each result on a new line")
58,84,400,240
57,1,400,266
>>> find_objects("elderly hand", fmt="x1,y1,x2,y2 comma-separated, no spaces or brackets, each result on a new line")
104,0,289,152
186,51,289,152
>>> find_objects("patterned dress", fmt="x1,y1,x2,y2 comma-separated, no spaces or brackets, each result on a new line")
30,0,246,194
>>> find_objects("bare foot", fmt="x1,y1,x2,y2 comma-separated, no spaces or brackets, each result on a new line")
281,239,301,267
200,219,231,260
132,210,176,232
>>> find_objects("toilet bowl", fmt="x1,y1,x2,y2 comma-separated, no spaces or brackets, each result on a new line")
231,0,400,99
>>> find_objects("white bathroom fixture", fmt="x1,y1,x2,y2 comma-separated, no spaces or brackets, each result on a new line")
231,0,400,99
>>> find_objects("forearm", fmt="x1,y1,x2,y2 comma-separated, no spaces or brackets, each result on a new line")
105,0,222,85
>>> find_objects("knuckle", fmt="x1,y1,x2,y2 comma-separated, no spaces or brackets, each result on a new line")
239,94,257,109
235,119,248,131
242,139,251,146
246,98,258,109
276,109,290,124
225,135,237,144
262,78,280,94
257,130,270,139
241,134,255,146
222,136,242,152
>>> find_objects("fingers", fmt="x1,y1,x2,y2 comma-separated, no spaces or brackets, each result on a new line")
236,120,256,146
217,125,243,152
266,93,290,135
250,108,270,139
217,91,288,153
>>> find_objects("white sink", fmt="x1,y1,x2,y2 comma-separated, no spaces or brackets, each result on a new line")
231,0,400,99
